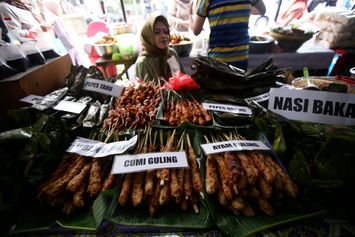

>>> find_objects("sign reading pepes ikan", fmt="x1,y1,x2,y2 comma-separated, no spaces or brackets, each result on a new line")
268,88,355,126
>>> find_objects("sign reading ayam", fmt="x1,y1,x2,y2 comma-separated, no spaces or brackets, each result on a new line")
268,88,355,126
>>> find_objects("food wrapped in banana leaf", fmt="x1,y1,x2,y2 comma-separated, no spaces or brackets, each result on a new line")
191,56,288,98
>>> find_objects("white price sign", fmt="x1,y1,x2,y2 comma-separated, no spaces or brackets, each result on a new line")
201,140,270,155
111,151,188,174
83,78,124,97
202,102,252,115
268,88,355,126
66,135,137,158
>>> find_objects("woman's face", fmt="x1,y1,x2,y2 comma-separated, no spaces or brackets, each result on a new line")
153,21,170,49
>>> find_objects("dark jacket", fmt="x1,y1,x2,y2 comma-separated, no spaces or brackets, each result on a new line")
0,18,10,42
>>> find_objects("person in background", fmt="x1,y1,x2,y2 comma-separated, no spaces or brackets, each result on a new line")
276,0,308,26
168,0,194,32
191,0,266,71
0,0,49,41
135,15,184,83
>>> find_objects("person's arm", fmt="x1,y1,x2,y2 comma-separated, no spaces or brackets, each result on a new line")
0,4,29,38
251,0,266,15
191,14,206,36
168,0,179,29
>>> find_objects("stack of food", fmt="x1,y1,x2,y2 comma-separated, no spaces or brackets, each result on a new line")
269,24,316,52
169,33,193,57
313,8,355,48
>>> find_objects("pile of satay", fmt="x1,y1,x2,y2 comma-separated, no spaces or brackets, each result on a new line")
117,129,204,216
37,128,298,218
162,96,212,126
204,134,299,217
37,154,119,215
102,81,161,131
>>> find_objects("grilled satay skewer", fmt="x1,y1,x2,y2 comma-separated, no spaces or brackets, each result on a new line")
158,129,176,185
187,100,199,125
192,98,212,124
240,201,256,217
235,151,259,186
131,172,145,207
149,180,162,216
257,197,275,216
170,169,180,201
87,158,103,197
132,130,149,207
231,197,245,210
176,168,185,203
205,154,219,195
249,151,275,184
73,179,87,208
43,156,87,196
67,161,92,192
186,134,204,198
184,168,193,200
190,192,200,214
258,176,273,199
38,153,76,195
180,198,188,211
101,174,121,192
265,155,299,198
223,151,242,195
217,184,229,207
159,182,171,205
144,131,158,196
214,154,234,201
62,199,76,215
118,173,133,206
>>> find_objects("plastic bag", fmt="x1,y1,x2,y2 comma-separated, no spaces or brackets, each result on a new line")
35,36,61,59
18,41,46,67
0,56,18,80
163,72,200,91
0,43,29,72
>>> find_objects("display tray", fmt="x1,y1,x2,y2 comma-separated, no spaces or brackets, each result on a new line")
11,188,113,234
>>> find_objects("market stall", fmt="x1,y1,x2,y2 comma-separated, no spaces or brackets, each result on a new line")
1,2,355,236
1,54,354,237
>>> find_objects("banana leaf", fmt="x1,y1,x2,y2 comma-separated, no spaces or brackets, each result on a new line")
211,205,326,237
315,134,355,183
0,127,32,142
11,189,113,234
104,187,213,230
199,127,327,237
104,128,213,230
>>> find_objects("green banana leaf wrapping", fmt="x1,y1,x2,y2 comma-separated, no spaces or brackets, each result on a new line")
250,102,355,214
191,56,288,98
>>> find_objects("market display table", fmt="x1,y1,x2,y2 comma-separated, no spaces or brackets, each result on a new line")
248,51,336,73
181,51,336,75
95,56,137,79
0,54,72,110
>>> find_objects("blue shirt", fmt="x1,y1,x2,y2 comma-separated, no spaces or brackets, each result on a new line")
195,0,252,70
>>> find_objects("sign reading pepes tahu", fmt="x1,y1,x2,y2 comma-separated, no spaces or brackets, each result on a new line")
83,78,124,97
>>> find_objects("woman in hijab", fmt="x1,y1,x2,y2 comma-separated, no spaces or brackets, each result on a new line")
135,15,184,83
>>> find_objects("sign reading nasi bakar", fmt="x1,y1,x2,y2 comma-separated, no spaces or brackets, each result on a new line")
268,88,355,126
